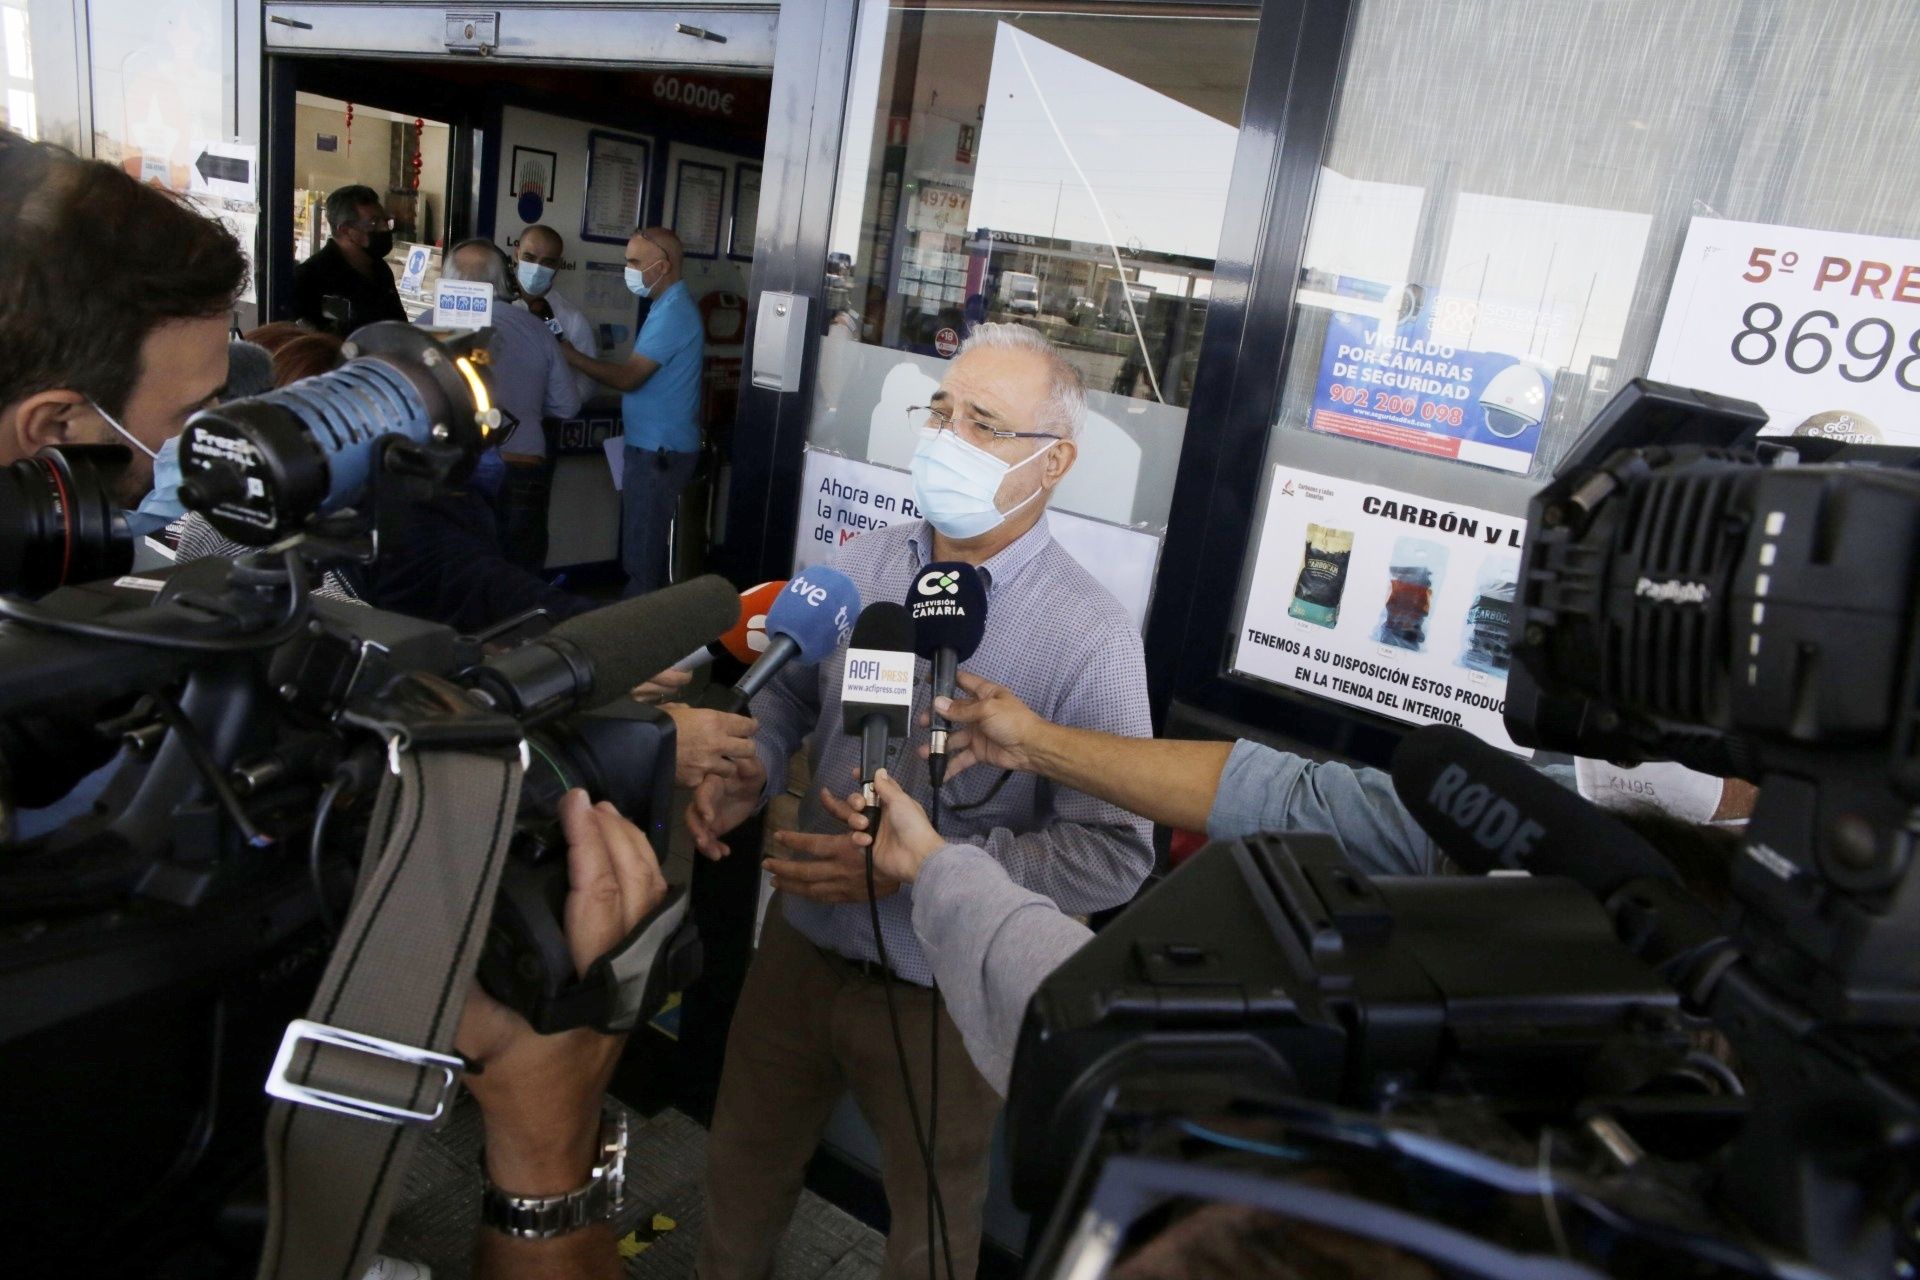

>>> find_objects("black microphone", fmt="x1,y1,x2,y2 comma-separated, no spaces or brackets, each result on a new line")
842,601,916,807
1390,725,1679,899
471,574,740,720
904,562,987,786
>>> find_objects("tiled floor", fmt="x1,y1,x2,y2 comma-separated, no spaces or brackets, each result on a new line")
382,1101,885,1280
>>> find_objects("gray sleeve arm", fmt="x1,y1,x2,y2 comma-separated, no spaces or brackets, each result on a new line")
1205,739,1446,877
912,843,1092,1096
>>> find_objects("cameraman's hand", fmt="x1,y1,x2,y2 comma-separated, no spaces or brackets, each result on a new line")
687,750,768,860
837,769,946,884
456,789,664,1199
916,670,1046,779
631,666,693,704
661,703,759,789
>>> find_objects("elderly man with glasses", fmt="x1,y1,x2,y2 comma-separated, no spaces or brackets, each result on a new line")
685,322,1154,1280
292,184,408,334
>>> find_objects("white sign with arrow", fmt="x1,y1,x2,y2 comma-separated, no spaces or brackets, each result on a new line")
188,140,257,203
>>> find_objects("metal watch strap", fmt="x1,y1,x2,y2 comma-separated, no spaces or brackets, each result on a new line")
257,745,523,1280
480,1108,628,1238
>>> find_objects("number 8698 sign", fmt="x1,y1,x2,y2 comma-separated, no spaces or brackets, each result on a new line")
1650,217,1920,446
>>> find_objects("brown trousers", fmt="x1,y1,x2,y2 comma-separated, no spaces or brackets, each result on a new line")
697,902,1003,1280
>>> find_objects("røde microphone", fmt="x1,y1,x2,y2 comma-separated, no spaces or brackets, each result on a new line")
1390,725,1678,899
720,566,862,713
672,579,787,671
471,573,740,720
904,562,987,785
842,602,917,807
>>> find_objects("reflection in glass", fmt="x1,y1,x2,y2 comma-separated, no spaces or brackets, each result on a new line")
815,1,1257,531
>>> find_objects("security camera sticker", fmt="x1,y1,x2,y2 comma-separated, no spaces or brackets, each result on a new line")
1308,279,1557,475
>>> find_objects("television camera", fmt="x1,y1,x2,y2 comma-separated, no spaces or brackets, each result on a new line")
1008,382,1920,1279
0,324,731,1272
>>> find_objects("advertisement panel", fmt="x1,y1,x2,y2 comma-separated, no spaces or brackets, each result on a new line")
1650,217,1920,445
1309,286,1558,474
1234,465,1527,752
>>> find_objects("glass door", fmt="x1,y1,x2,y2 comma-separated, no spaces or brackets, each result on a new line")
758,0,1261,630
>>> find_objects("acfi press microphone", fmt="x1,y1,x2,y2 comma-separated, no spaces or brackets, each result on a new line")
842,601,916,806
904,562,987,785
720,566,861,713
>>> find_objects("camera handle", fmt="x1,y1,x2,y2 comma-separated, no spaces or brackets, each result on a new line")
256,673,526,1280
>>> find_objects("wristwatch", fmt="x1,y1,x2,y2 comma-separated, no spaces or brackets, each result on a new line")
479,1108,628,1239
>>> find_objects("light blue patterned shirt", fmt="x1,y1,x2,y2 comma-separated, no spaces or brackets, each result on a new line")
750,515,1155,985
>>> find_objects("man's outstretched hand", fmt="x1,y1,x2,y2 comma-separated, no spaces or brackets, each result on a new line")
918,670,1049,780
764,785,905,903
661,704,759,789
687,750,768,860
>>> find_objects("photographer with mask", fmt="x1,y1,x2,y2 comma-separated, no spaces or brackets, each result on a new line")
0,133,651,1279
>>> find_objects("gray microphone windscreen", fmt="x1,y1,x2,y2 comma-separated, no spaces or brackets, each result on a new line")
547,574,741,707
224,341,277,400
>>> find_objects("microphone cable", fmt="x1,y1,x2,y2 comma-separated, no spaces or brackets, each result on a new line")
863,779,956,1280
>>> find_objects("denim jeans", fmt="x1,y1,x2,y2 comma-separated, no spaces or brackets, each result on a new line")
620,445,699,596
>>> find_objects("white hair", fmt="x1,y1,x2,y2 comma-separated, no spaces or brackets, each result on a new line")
447,238,516,300
955,322,1086,440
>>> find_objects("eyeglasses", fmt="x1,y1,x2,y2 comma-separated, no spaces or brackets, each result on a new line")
909,406,1060,443
355,217,396,232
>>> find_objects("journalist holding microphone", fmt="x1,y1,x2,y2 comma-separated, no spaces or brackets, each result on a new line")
684,324,1155,1280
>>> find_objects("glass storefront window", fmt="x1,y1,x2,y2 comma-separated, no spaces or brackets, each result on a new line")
86,0,230,188
1,0,36,138
1229,0,1920,746
808,1,1257,533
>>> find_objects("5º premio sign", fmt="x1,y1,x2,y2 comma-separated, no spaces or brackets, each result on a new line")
1650,217,1920,446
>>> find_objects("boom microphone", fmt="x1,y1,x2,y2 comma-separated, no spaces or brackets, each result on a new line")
672,579,786,671
471,573,740,720
1390,725,1678,898
721,567,861,712
903,561,987,785
842,602,916,806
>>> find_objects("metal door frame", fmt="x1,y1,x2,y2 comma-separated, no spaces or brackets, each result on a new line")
723,0,1367,750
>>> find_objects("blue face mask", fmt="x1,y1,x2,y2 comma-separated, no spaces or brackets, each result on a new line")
910,429,1055,540
135,432,187,522
517,260,556,296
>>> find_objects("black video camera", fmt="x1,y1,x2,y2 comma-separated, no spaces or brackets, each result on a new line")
0,327,732,1271
1009,382,1920,1279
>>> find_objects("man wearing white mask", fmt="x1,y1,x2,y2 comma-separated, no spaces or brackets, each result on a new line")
513,224,600,402
684,323,1155,1280
560,226,704,595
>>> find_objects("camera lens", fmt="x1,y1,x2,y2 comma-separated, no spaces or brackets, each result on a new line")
0,445,134,598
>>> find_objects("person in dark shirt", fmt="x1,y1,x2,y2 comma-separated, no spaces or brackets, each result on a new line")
291,184,407,334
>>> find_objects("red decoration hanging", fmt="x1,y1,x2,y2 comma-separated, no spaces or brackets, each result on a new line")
411,117,425,190
344,102,354,153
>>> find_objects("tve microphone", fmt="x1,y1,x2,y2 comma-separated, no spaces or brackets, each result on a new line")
721,566,861,712
472,573,740,720
672,579,787,671
904,562,987,785
842,602,917,806
1390,725,1678,898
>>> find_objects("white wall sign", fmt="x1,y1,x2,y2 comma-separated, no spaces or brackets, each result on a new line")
187,140,256,203
1235,465,1527,752
433,279,495,329
1650,217,1920,445
793,449,1159,631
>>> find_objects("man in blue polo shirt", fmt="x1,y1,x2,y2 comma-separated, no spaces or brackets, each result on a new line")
561,225,704,595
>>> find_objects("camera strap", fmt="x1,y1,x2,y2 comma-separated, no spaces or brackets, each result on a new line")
256,743,523,1280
